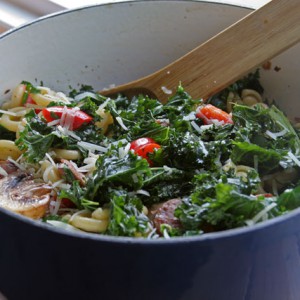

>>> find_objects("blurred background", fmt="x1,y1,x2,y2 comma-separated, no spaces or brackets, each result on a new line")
0,0,270,34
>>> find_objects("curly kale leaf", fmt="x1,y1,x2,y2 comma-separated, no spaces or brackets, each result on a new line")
107,189,149,237
233,104,300,150
231,141,283,174
277,185,300,211
198,123,235,142
163,130,232,171
164,85,202,117
16,111,57,162
141,166,193,204
175,166,262,232
107,94,165,139
201,183,276,229
85,146,151,202
164,131,207,170
176,183,278,232
231,104,300,174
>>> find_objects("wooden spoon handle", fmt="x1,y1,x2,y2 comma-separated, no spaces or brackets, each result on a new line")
103,0,300,102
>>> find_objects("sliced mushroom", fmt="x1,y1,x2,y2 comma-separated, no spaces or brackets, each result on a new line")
0,161,51,219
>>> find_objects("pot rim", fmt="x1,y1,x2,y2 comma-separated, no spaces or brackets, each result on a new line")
1,203,299,244
0,0,292,245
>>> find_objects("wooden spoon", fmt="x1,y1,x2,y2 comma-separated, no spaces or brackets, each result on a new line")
101,0,300,103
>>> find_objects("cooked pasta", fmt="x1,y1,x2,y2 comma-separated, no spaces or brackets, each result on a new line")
2,84,25,109
91,207,110,220
69,210,109,233
241,89,262,106
226,91,243,112
235,165,255,181
0,107,28,132
53,149,81,161
226,88,262,112
30,92,70,107
0,139,22,160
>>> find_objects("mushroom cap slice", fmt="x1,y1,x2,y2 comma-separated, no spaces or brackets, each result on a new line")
0,164,52,219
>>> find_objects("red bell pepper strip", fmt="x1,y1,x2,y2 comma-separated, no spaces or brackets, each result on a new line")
42,106,93,130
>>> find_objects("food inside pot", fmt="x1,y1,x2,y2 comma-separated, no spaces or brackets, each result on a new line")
0,70,299,238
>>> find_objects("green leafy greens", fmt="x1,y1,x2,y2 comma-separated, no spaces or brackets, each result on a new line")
11,72,300,238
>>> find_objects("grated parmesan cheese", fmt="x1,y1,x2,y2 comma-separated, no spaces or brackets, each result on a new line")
101,84,116,91
131,173,139,183
226,178,241,185
55,182,71,190
163,228,171,239
265,130,277,140
49,197,62,215
45,152,56,167
74,91,99,101
201,124,214,131
75,154,98,173
210,119,225,126
199,140,208,156
57,125,82,141
60,106,68,128
118,143,131,159
77,141,108,153
265,129,288,140
56,92,71,103
245,202,277,226
51,179,65,188
253,155,258,171
161,86,172,95
47,119,60,127
116,116,128,131
147,228,159,239
43,165,54,183
0,167,8,177
191,120,202,134
163,165,173,175
16,154,23,163
76,165,94,173
287,151,300,167
7,157,26,170
62,107,79,130
272,179,278,196
135,189,150,197
98,97,111,110
110,139,128,146
183,112,196,121
0,109,17,116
